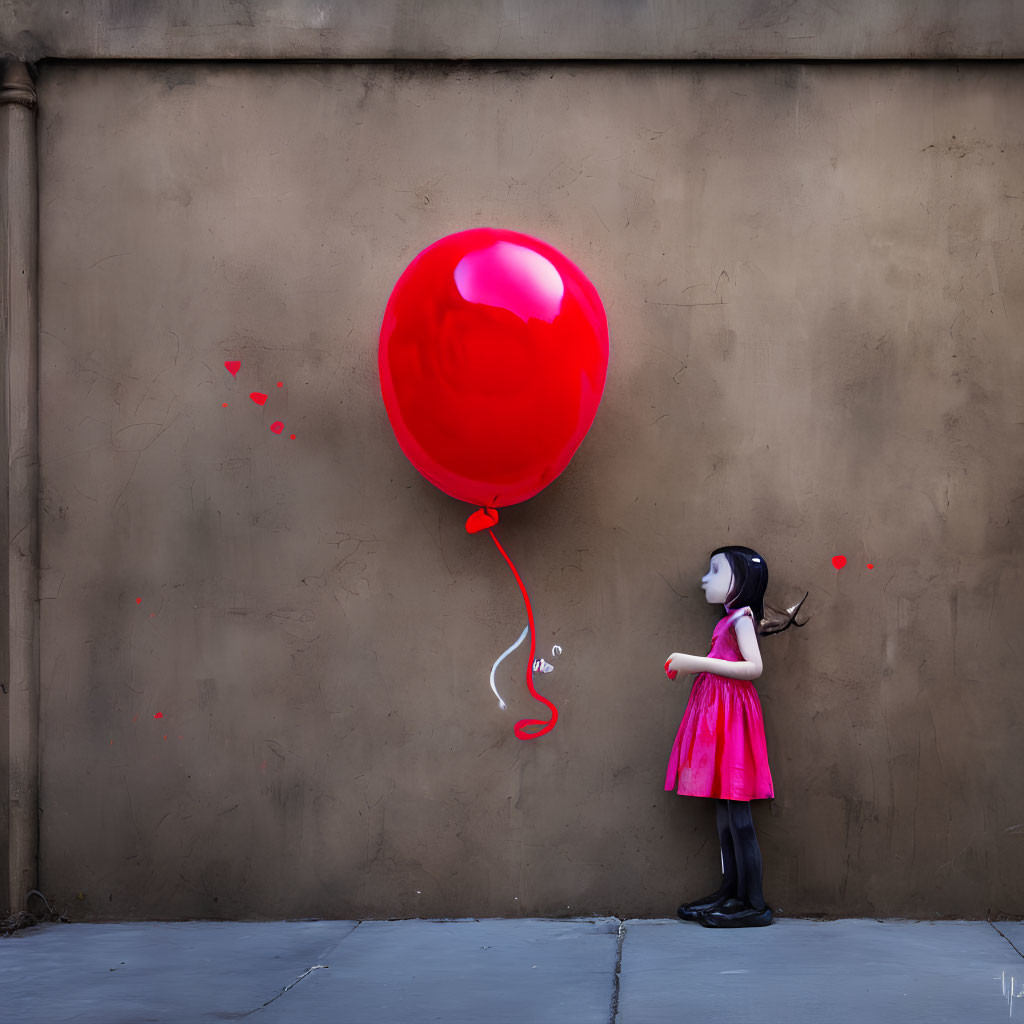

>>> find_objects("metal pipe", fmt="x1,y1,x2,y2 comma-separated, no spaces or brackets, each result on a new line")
2,58,40,917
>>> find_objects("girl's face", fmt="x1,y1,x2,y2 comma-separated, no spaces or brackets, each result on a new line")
701,553,734,605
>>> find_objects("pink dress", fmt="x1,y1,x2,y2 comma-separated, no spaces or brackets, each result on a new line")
664,607,774,801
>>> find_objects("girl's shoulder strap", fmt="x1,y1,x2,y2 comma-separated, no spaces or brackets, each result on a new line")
728,606,755,625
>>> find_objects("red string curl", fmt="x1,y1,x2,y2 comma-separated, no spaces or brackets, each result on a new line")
467,507,557,741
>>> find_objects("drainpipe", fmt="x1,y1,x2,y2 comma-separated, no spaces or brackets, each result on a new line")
2,59,40,917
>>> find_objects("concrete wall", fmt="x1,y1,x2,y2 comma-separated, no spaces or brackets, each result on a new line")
8,57,1022,921
4,0,1024,60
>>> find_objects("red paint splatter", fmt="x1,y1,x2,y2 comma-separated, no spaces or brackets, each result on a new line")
154,712,163,719
832,555,847,570
136,597,142,604
222,402,228,407
225,360,241,377
231,379,294,437
867,563,874,569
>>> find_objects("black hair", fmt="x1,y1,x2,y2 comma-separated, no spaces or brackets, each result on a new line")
710,545,808,637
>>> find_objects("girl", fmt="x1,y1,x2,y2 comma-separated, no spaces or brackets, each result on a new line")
664,545,807,928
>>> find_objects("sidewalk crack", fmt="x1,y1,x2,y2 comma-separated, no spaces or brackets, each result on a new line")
242,922,364,1017
243,964,331,1016
989,921,1024,959
608,917,626,1024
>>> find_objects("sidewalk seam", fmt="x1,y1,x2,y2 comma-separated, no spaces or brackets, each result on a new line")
608,917,626,1024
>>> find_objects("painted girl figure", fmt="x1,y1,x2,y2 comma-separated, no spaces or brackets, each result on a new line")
664,545,807,928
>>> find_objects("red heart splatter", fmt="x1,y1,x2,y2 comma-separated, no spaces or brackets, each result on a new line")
270,422,284,434
225,360,241,377
250,392,267,406
832,555,847,570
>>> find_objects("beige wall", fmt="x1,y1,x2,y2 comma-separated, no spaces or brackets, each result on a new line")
0,106,11,911
4,56,1024,919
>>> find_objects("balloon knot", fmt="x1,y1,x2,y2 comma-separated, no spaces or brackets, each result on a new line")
466,507,499,534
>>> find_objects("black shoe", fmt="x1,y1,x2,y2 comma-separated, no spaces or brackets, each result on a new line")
676,890,736,922
698,901,774,928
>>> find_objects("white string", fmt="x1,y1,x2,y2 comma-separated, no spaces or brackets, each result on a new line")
489,626,529,710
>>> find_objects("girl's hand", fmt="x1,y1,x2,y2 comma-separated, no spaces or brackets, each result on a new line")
665,653,699,679
663,655,704,679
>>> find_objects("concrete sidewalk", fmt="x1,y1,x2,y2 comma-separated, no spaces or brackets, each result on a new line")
2,916,1022,1023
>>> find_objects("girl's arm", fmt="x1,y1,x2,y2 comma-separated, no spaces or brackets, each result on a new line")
665,611,764,682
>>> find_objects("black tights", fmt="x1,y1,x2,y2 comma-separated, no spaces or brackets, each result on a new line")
715,799,767,911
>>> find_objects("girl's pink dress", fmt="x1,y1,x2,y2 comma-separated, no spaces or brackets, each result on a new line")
664,607,774,801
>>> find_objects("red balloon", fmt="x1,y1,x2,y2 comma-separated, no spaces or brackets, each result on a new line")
379,228,609,509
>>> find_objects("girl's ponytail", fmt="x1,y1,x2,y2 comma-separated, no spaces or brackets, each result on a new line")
758,593,809,636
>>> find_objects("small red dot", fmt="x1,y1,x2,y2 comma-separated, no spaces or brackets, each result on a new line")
163,735,167,741
136,597,142,604
867,563,874,569
222,402,228,407
154,712,163,719
276,381,284,387
289,434,296,440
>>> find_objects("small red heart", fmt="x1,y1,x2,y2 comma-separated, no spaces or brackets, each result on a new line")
224,360,241,377
250,392,267,406
832,555,847,570
465,507,500,534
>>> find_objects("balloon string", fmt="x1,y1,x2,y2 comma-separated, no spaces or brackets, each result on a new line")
487,528,559,740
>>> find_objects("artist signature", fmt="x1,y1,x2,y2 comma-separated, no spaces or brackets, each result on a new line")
996,971,1024,1018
